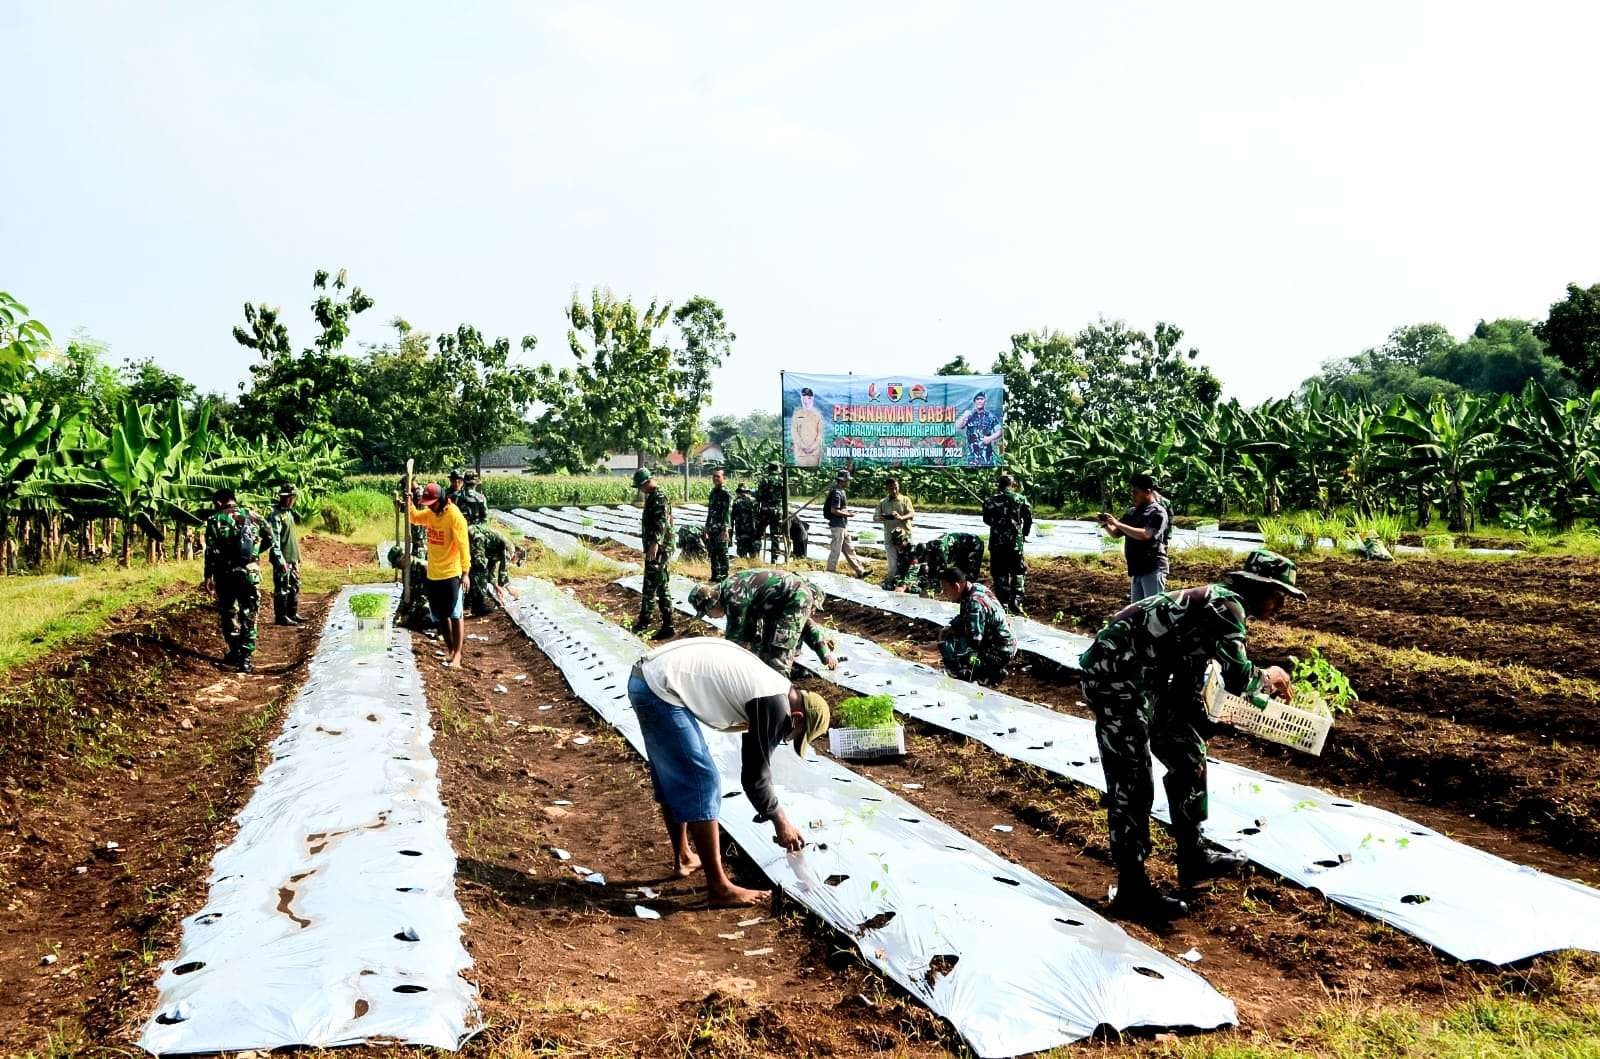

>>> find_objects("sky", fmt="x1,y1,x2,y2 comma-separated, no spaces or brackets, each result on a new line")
4,2,1598,418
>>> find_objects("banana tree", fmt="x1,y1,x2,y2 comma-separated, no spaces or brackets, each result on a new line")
1501,384,1600,530
1178,401,1254,518
1382,393,1501,532
0,395,61,571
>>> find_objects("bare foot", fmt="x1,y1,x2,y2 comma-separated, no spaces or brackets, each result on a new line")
674,854,702,878
708,884,771,908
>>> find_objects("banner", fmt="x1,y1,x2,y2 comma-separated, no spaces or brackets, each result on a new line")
781,372,1006,468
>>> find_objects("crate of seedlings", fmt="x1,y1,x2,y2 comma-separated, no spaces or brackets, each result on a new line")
827,694,905,760
1202,651,1350,756
348,592,391,647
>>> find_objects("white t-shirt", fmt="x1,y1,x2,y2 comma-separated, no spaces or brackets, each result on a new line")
638,637,791,730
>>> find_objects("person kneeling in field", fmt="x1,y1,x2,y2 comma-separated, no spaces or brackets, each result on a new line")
689,570,840,676
938,567,1017,686
629,637,831,906
1077,549,1304,922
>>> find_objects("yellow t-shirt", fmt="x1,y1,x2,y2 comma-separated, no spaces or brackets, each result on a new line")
408,503,471,580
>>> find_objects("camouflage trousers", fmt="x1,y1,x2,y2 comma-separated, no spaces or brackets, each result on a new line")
638,557,673,628
886,530,913,584
706,528,730,581
940,635,1015,686
740,585,821,675
216,568,260,659
990,545,1026,614
1081,673,1210,874
270,561,300,622
734,533,760,560
398,567,436,630
759,508,784,562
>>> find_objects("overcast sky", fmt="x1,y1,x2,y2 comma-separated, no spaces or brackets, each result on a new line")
4,2,1597,417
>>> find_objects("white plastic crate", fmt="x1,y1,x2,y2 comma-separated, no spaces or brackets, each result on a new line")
1203,662,1331,756
828,724,906,760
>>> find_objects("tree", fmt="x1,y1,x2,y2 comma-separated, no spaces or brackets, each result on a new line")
1537,282,1600,391
25,337,125,420
1382,393,1500,531
435,324,540,470
992,329,1084,434
936,355,978,376
122,357,197,408
1501,383,1600,530
669,296,735,496
528,290,676,472
1430,319,1569,396
0,292,53,385
309,269,375,354
707,412,778,448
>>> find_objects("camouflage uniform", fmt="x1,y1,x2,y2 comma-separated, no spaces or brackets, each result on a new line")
1076,584,1265,878
982,488,1033,614
705,481,732,580
708,569,836,675
755,467,786,563
204,506,267,665
886,541,931,594
465,523,511,615
884,526,914,589
389,545,435,630
457,485,489,526
940,582,1016,685
962,407,1000,466
265,502,302,623
676,524,707,560
927,532,985,583
636,480,675,631
731,487,760,559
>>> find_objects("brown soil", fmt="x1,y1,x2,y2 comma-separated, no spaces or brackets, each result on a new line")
572,582,1600,1043
0,588,325,1053
414,610,958,1057
1023,558,1600,860
300,532,380,569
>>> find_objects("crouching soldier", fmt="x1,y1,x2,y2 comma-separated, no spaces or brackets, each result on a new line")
937,567,1016,686
465,523,513,615
388,545,436,631
689,569,839,677
1077,549,1304,922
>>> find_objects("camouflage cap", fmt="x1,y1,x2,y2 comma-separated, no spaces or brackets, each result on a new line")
449,467,465,480
632,467,654,488
688,582,718,616
794,690,830,756
1228,549,1307,600
463,469,479,481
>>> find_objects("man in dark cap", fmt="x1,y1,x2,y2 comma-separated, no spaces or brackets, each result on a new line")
633,467,675,637
458,469,489,526
202,487,267,671
403,482,472,667
1100,472,1171,602
445,467,466,508
265,484,303,625
1077,549,1304,921
823,468,866,577
755,461,786,563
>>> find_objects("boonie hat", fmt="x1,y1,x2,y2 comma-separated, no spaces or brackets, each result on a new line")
449,467,465,480
464,469,479,481
1227,549,1307,600
688,583,719,616
795,691,830,756
632,467,654,488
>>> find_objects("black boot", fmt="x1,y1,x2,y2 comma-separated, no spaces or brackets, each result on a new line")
1109,869,1189,922
657,621,676,638
631,614,653,634
1177,844,1249,891
238,655,254,673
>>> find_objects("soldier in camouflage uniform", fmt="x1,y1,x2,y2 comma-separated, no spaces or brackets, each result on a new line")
704,467,732,580
1077,549,1304,921
953,392,1002,467
202,487,268,672
465,523,512,615
731,485,760,559
937,567,1017,686
689,569,838,676
896,532,983,594
982,473,1033,614
755,462,786,563
266,484,303,625
388,545,437,630
458,470,489,526
445,468,466,508
632,468,676,636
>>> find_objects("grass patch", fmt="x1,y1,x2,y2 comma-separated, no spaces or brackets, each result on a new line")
0,560,200,676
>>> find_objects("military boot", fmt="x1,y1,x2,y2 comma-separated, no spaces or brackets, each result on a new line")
1176,838,1249,891
1109,869,1189,922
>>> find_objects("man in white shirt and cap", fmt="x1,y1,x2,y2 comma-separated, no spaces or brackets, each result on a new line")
628,637,831,907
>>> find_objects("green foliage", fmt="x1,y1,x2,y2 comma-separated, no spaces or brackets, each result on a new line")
344,473,717,508
669,296,736,466
836,694,897,730
0,291,54,384
348,592,389,619
318,499,356,536
1290,648,1356,716
1537,281,1600,391
1303,320,1571,407
435,323,541,467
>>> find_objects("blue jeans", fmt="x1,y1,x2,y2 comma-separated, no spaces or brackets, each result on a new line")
628,672,721,824
1130,571,1167,602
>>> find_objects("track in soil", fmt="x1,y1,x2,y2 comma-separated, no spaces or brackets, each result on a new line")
0,588,326,1053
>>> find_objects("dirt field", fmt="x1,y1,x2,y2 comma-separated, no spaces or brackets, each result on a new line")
6,541,1600,1056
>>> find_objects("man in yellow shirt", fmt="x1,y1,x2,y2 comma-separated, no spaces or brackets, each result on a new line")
405,482,472,667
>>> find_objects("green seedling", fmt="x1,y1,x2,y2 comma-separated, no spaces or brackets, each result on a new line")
348,593,389,619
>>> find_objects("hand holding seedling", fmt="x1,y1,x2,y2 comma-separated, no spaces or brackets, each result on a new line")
1262,665,1294,702
772,815,805,851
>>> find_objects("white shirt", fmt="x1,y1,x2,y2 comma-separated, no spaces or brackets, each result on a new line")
638,637,791,730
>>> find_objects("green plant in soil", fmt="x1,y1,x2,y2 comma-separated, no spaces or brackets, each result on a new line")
1290,647,1356,717
836,694,896,730
348,592,389,619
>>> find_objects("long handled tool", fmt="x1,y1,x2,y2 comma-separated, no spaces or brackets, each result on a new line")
400,458,415,610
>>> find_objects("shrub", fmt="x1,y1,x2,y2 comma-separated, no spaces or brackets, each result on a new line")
318,500,356,536
836,694,897,730
1421,532,1456,551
